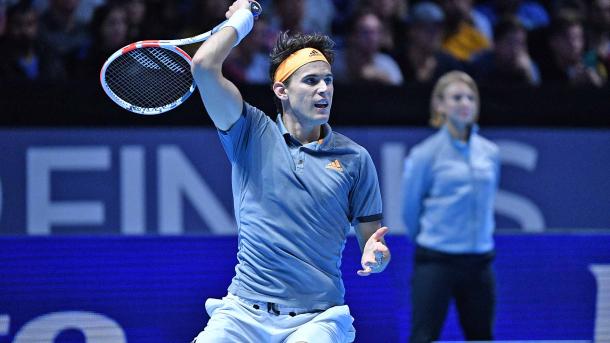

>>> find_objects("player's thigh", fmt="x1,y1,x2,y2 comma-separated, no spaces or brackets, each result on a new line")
193,297,262,343
193,311,245,343
284,305,355,343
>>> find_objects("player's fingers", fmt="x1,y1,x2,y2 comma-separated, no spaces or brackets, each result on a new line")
374,242,389,255
371,226,389,241
361,247,384,267
361,256,376,266
357,266,372,276
226,1,242,18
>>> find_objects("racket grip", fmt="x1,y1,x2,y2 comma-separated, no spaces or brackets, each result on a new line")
250,0,262,19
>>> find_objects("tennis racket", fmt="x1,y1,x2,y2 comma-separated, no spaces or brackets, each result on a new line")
100,1,262,115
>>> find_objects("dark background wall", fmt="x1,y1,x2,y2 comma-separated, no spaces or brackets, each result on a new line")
2,81,609,127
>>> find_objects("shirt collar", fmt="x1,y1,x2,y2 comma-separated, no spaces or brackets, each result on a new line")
275,114,334,150
442,123,479,149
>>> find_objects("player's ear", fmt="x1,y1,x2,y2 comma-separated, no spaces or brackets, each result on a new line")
272,81,288,101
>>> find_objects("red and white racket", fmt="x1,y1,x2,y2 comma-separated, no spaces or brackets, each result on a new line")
100,1,262,115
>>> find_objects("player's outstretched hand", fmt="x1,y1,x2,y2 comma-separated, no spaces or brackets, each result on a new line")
357,226,390,276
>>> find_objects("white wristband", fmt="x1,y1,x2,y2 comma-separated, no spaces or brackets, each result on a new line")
224,8,254,46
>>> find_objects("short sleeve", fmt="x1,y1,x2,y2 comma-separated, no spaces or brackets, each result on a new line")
217,102,269,163
349,149,383,224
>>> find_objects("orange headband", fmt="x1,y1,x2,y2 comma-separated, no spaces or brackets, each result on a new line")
273,48,329,83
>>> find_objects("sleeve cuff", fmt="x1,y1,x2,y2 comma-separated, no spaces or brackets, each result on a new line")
356,213,383,223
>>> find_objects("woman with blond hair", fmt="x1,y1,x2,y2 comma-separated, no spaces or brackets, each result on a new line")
401,71,500,342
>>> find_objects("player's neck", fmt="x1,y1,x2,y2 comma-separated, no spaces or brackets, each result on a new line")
282,113,322,144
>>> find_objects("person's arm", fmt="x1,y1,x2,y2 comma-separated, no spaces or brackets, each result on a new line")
354,220,391,276
191,0,254,131
401,151,429,240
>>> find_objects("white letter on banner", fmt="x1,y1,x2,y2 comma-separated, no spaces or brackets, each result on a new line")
121,146,146,235
381,143,407,234
590,264,610,342
494,140,546,232
13,311,126,343
0,314,9,335
27,147,110,235
158,145,235,234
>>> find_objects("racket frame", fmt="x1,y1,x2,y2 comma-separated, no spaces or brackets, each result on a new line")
100,41,197,115
99,1,262,115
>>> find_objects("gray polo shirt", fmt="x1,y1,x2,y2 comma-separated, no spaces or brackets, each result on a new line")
218,102,382,309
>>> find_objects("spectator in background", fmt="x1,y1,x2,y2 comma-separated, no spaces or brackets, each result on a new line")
38,0,89,67
333,9,403,85
439,0,492,62
32,0,104,24
0,2,7,38
331,0,359,41
355,0,408,54
302,0,335,34
527,0,587,67
180,0,232,56
73,3,128,79
265,0,334,35
398,1,462,85
401,71,500,343
144,0,185,39
0,1,65,80
72,0,104,24
475,0,550,31
471,16,541,86
122,0,147,41
586,0,610,83
540,13,606,87
223,17,271,85
552,0,588,21
187,0,230,32
269,0,307,34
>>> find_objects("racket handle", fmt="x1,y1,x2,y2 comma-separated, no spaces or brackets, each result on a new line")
250,0,262,19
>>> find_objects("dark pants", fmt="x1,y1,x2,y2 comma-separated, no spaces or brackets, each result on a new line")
409,245,496,343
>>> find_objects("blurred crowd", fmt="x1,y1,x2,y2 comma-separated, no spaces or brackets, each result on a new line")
0,0,608,88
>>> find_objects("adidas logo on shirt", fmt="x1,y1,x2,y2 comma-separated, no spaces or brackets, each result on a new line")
326,159,343,173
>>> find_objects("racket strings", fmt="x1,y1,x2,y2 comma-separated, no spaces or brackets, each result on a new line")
104,47,193,110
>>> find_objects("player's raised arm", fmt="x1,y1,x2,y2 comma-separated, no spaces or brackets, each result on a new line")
191,0,255,131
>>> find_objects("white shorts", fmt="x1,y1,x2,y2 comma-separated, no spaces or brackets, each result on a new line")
192,294,356,343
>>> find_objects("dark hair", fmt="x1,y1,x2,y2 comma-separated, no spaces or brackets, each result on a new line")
89,4,125,43
268,31,335,85
345,8,377,35
549,12,582,38
494,16,525,43
7,0,35,25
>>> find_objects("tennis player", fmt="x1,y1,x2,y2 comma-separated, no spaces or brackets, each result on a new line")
190,0,391,342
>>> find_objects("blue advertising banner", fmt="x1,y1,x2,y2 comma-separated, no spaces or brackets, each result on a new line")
0,128,608,235
0,235,609,342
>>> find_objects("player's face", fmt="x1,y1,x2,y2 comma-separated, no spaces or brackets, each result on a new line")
284,61,334,126
439,81,477,128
